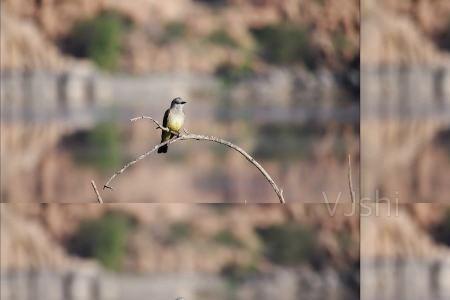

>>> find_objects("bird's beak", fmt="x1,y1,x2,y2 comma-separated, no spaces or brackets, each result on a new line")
181,101,187,104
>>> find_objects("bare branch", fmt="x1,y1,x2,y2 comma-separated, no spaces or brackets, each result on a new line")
131,115,162,127
131,116,181,136
348,154,355,203
103,135,184,190
105,116,286,203
91,180,104,203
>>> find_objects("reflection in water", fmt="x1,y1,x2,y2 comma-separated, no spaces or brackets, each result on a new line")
1,70,358,203
0,269,359,300
362,259,450,300
361,66,450,202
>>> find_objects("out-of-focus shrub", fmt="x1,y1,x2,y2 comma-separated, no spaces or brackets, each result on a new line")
62,11,128,71
213,230,243,248
73,122,122,171
256,223,322,267
60,121,122,172
167,221,192,244
251,24,318,69
333,30,350,56
207,29,238,48
161,22,187,44
87,122,121,169
67,212,135,271
221,262,260,284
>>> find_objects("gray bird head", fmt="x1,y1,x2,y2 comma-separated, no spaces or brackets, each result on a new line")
170,97,187,109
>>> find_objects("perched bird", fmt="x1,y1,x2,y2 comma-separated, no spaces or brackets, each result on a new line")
158,97,187,153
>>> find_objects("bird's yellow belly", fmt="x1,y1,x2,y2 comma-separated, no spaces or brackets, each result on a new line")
167,114,184,132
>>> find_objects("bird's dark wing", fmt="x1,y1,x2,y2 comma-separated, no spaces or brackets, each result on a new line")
162,109,170,128
158,109,172,153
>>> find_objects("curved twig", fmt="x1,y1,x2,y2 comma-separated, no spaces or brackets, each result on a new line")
131,116,173,132
103,116,286,203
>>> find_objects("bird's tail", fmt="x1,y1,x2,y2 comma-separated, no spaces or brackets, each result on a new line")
158,132,172,153
158,144,168,153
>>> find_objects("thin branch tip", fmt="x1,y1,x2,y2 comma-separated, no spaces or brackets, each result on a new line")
347,154,355,203
91,180,104,203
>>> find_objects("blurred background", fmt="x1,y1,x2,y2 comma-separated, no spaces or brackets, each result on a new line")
0,0,359,203
361,203,450,300
1,203,359,300
361,0,450,202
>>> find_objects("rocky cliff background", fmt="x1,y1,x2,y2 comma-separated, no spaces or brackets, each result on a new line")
1,0,359,73
1,203,360,300
361,0,450,201
1,0,360,203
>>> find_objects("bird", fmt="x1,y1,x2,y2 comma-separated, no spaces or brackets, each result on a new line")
158,97,187,153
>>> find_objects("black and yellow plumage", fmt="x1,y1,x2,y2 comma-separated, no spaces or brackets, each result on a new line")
157,97,186,153
158,109,172,153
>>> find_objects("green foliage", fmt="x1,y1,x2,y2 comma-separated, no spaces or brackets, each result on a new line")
221,262,260,284
161,22,187,44
256,223,322,266
338,231,353,250
314,0,326,5
62,121,122,172
213,230,243,248
251,24,318,69
333,31,350,54
63,11,127,71
167,222,192,243
207,30,238,48
74,122,122,172
67,212,135,271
